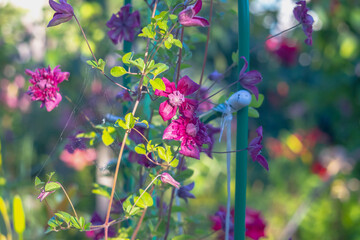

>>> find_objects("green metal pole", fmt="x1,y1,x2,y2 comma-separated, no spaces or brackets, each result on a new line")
234,0,249,239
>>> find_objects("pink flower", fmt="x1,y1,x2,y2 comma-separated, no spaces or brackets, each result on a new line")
155,76,200,121
163,116,211,159
37,188,55,202
106,4,141,44
160,173,180,189
210,207,266,240
60,148,97,171
248,126,269,171
238,57,263,100
293,1,314,46
265,38,299,66
25,66,69,112
47,0,74,27
178,0,210,27
245,208,266,240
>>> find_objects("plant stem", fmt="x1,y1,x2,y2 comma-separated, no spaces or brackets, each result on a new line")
250,23,301,53
59,184,78,219
74,15,98,64
198,0,213,90
131,207,148,240
163,187,176,240
175,27,184,85
74,14,132,92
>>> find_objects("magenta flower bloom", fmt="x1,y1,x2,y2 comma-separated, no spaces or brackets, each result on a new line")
238,57,263,100
163,116,211,159
245,208,267,240
178,0,210,27
37,189,55,202
248,126,269,171
155,76,200,121
210,207,266,240
25,66,69,112
293,0,314,46
47,0,74,27
106,4,141,44
160,173,180,189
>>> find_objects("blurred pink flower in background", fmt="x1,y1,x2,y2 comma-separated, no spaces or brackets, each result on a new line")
0,75,31,112
60,148,97,171
266,38,299,66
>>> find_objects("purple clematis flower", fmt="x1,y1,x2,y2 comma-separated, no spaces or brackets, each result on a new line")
177,182,195,203
178,0,210,27
37,188,55,202
106,4,141,44
47,0,74,27
238,57,263,100
25,66,69,112
160,172,180,189
155,76,200,121
86,212,117,240
163,116,211,159
293,1,314,46
202,124,221,158
248,126,269,171
64,133,88,153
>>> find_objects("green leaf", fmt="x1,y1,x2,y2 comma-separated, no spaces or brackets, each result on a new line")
164,39,172,49
169,14,177,21
158,20,168,31
138,120,149,128
92,183,111,198
129,58,146,72
70,216,81,229
84,222,91,231
97,58,106,72
172,235,196,240
135,144,147,155
125,112,135,129
45,182,61,192
122,197,132,213
129,207,141,216
79,216,85,228
139,189,153,207
175,169,194,182
122,52,132,64
56,211,72,224
169,158,179,168
48,217,59,229
173,39,183,48
110,66,127,77
47,172,56,180
35,177,44,187
134,196,146,208
249,94,264,108
152,63,169,77
157,147,167,161
116,119,128,130
86,60,98,68
150,78,166,91
102,126,116,146
232,50,239,65
248,107,259,118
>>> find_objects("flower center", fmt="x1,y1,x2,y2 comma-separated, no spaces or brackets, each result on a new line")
186,123,198,137
168,91,185,107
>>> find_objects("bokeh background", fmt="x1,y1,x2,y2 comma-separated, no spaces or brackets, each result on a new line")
0,0,359,239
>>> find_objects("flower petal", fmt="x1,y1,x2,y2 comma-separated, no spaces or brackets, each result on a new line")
177,76,200,96
193,0,203,15
45,92,62,112
159,100,177,121
180,141,200,159
256,155,269,171
163,121,180,140
47,13,73,27
154,77,175,97
179,99,198,119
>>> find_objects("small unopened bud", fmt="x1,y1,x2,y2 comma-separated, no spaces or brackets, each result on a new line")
37,189,55,202
160,173,180,189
